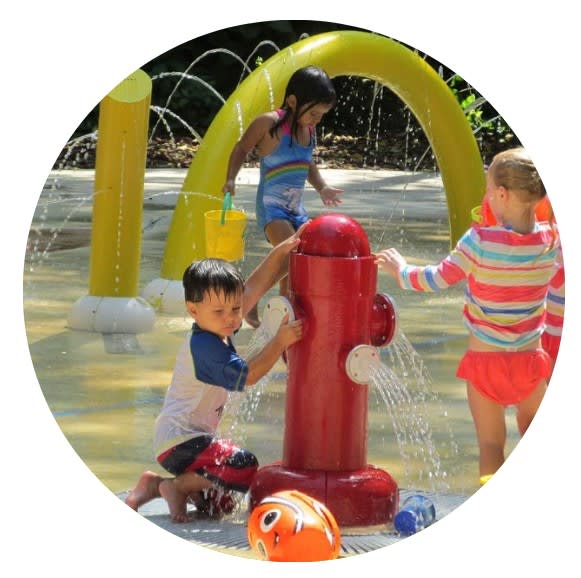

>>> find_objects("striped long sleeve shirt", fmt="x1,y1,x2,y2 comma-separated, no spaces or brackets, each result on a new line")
545,259,565,339
396,223,560,348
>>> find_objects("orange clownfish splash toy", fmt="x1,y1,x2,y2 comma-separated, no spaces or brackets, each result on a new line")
247,490,341,562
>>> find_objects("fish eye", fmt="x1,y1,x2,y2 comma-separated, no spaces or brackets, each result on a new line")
260,509,281,532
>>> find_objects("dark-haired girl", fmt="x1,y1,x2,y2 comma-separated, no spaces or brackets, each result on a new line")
223,66,343,327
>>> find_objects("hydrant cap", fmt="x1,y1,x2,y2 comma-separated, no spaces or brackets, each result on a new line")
299,213,371,257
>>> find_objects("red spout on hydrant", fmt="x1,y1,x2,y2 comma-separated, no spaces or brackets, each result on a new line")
249,214,399,528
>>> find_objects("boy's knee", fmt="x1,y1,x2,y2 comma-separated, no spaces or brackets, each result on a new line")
227,448,259,469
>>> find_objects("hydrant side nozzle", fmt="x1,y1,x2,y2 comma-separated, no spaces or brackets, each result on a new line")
345,344,380,385
262,296,296,339
370,293,398,348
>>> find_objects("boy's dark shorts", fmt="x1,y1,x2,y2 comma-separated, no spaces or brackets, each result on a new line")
157,435,258,492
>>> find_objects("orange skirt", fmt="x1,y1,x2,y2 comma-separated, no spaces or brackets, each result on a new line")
457,348,552,406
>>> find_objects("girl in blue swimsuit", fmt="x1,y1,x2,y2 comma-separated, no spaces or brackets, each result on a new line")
223,66,343,327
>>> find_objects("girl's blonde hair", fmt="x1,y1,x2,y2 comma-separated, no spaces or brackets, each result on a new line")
490,147,546,202
491,147,557,250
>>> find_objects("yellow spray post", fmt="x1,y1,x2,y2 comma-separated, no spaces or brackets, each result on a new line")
143,31,485,313
68,69,155,334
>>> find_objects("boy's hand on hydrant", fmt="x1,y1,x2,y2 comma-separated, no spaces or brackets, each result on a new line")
279,221,310,255
275,313,304,349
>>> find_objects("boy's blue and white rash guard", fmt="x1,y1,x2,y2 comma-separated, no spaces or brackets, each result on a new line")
153,324,248,457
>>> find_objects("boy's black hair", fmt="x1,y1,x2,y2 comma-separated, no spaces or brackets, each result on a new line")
182,259,245,303
270,65,336,141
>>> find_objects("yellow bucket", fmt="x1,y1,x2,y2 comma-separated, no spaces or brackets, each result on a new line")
204,193,247,261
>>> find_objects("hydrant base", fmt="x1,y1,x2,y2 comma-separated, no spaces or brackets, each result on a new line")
249,462,399,528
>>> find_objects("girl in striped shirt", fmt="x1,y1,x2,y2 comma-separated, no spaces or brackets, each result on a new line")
376,148,561,483
543,256,564,373
480,171,564,374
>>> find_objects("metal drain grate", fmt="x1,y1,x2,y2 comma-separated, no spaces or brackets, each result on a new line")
119,489,467,557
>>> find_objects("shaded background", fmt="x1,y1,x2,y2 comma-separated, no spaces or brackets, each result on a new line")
55,20,519,173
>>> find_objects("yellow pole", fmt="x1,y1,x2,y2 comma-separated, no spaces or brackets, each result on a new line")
89,69,152,297
161,31,484,282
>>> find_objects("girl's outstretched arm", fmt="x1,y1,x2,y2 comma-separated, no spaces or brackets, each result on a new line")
375,248,408,280
376,231,475,292
242,222,308,316
223,113,275,195
307,161,343,207
223,141,248,196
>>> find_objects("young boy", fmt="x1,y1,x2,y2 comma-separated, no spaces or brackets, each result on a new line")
125,229,305,522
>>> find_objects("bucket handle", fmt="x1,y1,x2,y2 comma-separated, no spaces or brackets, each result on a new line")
221,192,233,225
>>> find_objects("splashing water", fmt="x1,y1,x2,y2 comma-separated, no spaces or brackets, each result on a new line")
234,100,244,139
54,131,99,172
149,48,251,140
26,193,94,272
216,325,281,522
260,67,276,112
386,332,461,466
369,332,461,494
149,105,204,145
219,324,273,445
236,40,281,88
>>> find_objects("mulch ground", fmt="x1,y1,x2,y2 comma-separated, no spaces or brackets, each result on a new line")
53,134,517,172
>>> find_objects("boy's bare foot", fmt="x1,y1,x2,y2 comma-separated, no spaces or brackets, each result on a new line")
159,479,190,523
125,471,162,511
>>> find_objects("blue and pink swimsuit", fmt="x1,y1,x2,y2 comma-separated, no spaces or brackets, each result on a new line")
256,109,314,232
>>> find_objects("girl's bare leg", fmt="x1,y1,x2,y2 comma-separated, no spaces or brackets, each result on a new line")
265,220,296,300
516,379,547,436
466,382,507,478
245,220,296,328
124,470,163,511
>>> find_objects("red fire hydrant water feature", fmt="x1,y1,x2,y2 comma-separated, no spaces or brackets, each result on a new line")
249,213,399,529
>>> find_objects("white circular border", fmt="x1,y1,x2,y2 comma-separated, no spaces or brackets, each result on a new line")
6,3,579,576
